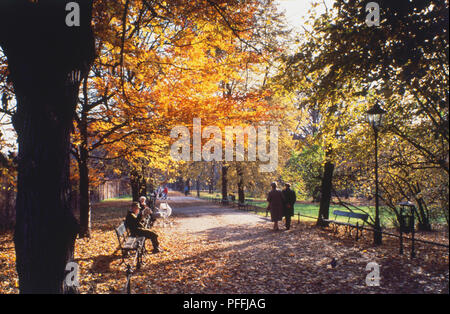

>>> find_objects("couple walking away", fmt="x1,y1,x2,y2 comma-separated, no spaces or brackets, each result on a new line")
267,182,296,231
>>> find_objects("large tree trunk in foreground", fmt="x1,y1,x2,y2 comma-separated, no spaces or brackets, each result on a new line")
0,0,95,293
78,143,91,238
13,88,81,293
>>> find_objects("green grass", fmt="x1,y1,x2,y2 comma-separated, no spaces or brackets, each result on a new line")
253,201,411,227
197,191,394,226
101,195,132,202
109,191,447,227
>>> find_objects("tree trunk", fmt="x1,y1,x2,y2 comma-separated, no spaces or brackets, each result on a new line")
77,145,90,238
147,172,154,194
12,78,81,294
186,178,191,193
0,0,95,293
236,163,245,203
209,163,216,193
208,181,213,194
130,168,147,202
77,93,90,238
416,198,432,231
316,161,334,227
221,165,229,202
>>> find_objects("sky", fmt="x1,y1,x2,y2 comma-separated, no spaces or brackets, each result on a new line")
276,0,334,32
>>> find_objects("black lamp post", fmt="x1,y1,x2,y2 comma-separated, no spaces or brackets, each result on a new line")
366,101,386,245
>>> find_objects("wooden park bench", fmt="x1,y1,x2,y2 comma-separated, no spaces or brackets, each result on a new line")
323,210,369,241
219,195,234,206
115,222,146,270
228,196,237,207
238,200,253,211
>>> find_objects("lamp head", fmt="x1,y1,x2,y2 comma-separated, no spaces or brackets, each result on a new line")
366,100,386,130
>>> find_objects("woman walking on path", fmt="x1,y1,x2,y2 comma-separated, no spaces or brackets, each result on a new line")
267,182,284,231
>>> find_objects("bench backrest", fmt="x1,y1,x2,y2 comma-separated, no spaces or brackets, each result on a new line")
333,210,368,221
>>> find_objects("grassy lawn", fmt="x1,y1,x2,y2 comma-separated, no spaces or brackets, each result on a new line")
251,200,379,224
196,191,395,226
108,191,446,228
102,195,132,202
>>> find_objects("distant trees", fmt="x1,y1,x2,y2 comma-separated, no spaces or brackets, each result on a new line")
70,0,289,235
277,0,449,229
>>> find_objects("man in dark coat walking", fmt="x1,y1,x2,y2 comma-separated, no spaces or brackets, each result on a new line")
282,183,296,230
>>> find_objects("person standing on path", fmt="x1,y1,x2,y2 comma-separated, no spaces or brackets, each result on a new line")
162,186,168,199
282,183,296,230
267,182,284,231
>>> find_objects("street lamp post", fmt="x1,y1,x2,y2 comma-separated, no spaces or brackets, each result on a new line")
366,101,386,246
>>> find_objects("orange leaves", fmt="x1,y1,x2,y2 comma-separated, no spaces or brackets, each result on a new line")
69,0,291,177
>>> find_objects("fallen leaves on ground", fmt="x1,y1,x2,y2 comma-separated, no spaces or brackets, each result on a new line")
0,198,448,294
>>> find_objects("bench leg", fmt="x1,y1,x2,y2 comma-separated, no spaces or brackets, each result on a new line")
333,224,339,234
359,227,365,240
119,249,128,266
136,252,141,270
355,222,359,241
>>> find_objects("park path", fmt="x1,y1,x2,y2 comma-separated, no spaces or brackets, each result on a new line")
0,194,447,294
166,195,270,232
139,194,448,294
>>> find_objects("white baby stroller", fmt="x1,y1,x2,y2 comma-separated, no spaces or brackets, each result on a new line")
154,201,172,227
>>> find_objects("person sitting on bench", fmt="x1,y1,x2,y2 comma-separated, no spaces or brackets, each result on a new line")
139,196,157,226
125,202,162,254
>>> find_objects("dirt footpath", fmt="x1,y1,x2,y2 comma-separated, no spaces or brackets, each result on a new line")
140,195,449,294
167,195,270,232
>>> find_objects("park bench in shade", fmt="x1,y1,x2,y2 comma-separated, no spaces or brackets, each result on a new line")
238,200,253,211
115,222,146,270
323,210,369,241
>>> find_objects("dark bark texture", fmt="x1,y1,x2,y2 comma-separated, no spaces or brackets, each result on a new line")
78,142,90,238
316,161,335,227
0,0,95,293
130,168,147,202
